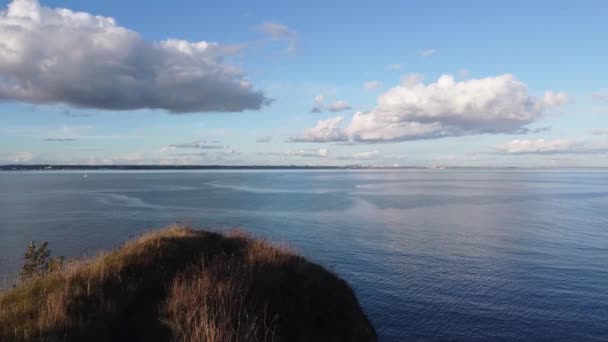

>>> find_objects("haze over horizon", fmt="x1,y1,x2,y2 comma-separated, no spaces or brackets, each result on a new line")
1,0,607,167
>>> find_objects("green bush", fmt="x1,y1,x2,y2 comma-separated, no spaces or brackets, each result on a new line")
20,241,64,281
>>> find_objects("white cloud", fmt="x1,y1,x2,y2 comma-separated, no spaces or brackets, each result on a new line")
0,0,269,113
496,139,608,154
310,96,350,113
327,100,351,112
591,91,608,103
352,150,379,159
260,148,329,158
117,152,144,162
1,151,35,163
401,73,424,86
386,63,402,70
256,22,298,52
371,74,567,132
168,141,225,149
540,91,569,107
363,81,383,90
294,74,568,143
347,113,445,142
289,117,348,142
311,94,325,113
497,139,583,154
256,135,272,143
420,48,436,57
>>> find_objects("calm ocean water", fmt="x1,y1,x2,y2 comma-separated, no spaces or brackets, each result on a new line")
0,170,607,341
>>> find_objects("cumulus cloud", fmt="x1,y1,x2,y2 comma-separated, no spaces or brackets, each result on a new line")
347,113,446,142
289,117,348,142
256,22,298,52
294,74,568,143
363,81,383,90
420,48,436,57
256,135,272,143
496,139,608,154
0,0,269,113
327,100,351,112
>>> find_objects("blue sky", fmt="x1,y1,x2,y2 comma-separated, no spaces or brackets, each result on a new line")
1,0,607,166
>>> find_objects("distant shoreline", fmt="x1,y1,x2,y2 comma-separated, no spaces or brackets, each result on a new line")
2,164,607,171
0,164,427,171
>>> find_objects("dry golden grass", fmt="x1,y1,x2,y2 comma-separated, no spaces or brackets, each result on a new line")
0,225,376,342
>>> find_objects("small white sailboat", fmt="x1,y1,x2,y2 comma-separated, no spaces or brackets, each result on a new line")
83,171,88,178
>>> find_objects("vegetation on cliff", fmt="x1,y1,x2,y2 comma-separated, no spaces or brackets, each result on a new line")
0,225,376,341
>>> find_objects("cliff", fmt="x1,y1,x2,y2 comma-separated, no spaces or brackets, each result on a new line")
0,225,376,341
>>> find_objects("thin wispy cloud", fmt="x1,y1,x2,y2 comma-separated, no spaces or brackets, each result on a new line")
420,48,436,57
0,152,35,163
256,136,272,143
168,141,226,149
256,22,298,53
591,91,608,103
310,96,351,113
352,150,379,159
327,100,352,112
259,148,329,158
363,81,383,90
496,139,608,155
62,109,92,118
386,64,402,70
44,138,76,142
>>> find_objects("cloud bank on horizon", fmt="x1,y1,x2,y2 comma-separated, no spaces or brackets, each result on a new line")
0,0,269,113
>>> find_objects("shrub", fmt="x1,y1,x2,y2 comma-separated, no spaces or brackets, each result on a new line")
20,241,64,281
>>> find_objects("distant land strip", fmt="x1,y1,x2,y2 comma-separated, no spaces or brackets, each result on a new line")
2,165,606,171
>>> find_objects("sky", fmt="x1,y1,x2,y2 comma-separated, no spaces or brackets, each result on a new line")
1,0,607,167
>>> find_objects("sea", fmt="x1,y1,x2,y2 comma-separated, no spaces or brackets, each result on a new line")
0,169,607,341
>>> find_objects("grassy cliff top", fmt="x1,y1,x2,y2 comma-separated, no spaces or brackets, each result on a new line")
0,225,376,342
